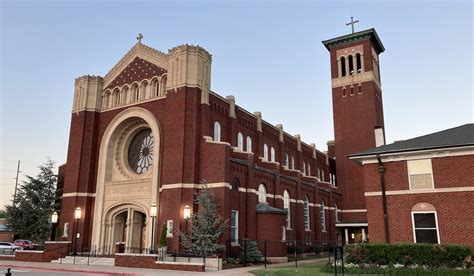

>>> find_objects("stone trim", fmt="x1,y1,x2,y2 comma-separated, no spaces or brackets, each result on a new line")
365,186,474,197
62,192,96,198
340,209,367,213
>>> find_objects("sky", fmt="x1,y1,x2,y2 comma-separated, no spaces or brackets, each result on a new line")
0,0,472,209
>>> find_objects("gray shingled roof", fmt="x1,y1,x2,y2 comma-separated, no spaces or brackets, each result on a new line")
350,124,474,158
256,203,287,215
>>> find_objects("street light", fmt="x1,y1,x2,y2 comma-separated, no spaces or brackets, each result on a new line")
73,207,81,255
51,211,58,241
150,203,157,253
183,205,191,235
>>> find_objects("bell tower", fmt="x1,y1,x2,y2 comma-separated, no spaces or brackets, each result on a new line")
323,27,386,229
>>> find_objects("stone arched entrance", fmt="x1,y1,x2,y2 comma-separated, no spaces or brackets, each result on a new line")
91,107,162,253
103,204,148,253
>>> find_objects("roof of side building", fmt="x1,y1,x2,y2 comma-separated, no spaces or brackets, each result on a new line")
349,123,474,158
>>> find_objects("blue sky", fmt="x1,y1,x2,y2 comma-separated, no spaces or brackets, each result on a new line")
0,0,472,208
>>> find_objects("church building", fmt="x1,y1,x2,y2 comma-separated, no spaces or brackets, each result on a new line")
58,25,471,258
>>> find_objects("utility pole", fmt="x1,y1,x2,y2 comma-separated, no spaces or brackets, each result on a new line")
13,160,20,204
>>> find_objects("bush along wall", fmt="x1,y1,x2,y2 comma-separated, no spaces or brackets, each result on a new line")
345,243,472,269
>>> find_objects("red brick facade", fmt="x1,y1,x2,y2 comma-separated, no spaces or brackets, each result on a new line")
58,43,341,257
361,154,474,248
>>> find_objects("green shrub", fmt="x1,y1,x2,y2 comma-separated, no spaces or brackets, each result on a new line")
344,243,471,268
225,257,239,264
287,245,303,255
239,239,262,264
159,224,167,247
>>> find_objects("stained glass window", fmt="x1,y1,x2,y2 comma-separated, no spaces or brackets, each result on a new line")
128,129,154,174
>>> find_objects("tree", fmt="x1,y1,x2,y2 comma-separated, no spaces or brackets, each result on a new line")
5,158,59,244
239,239,262,264
159,224,167,247
180,183,227,257
0,209,6,218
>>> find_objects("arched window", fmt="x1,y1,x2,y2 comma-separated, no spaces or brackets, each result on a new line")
161,75,167,95
103,92,110,109
291,156,295,170
283,190,291,228
231,178,239,192
348,55,354,75
318,168,321,180
335,203,339,222
284,154,289,167
340,56,346,77
356,53,362,73
270,147,276,162
258,184,267,203
263,144,269,161
237,132,244,151
320,200,326,232
132,84,140,102
302,162,306,175
121,87,128,105
113,89,120,107
246,136,252,153
321,171,325,182
411,202,439,244
152,79,160,97
307,164,311,176
213,121,221,142
303,196,310,230
141,81,149,100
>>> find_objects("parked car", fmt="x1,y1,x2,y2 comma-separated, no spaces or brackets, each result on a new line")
0,242,22,255
13,239,38,250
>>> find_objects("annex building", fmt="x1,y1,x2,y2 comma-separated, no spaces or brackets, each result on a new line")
57,26,473,259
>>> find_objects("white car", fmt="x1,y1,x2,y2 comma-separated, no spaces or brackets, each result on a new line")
0,242,22,255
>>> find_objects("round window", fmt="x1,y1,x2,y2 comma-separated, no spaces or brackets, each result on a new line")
127,129,154,174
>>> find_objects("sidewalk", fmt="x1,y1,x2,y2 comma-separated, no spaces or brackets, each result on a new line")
0,258,327,275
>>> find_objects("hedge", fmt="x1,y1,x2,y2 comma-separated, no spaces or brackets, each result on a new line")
345,243,472,268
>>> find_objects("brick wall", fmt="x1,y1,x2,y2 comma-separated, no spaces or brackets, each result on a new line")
362,154,474,248
115,254,205,272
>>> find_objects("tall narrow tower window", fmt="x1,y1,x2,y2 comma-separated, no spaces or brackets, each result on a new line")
340,57,346,77
237,132,244,151
356,53,362,73
348,55,354,75
213,122,221,142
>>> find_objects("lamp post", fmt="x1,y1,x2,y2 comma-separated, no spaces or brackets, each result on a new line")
51,211,58,241
73,207,81,255
150,203,157,253
183,205,191,234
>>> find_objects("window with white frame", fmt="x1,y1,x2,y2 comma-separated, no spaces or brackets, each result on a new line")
283,190,291,228
318,168,321,180
237,132,244,151
291,156,295,169
270,147,276,162
246,136,252,153
307,164,311,176
231,210,239,244
213,122,221,142
282,226,286,241
412,212,439,244
407,159,434,189
258,184,267,203
320,200,326,232
335,203,339,222
284,154,289,167
303,196,310,230
263,144,269,161
302,162,306,175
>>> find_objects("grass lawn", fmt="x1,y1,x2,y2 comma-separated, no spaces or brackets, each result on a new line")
250,264,331,276
250,263,474,276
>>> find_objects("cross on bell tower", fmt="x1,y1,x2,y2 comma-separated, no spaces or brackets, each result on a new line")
136,33,143,44
346,17,359,34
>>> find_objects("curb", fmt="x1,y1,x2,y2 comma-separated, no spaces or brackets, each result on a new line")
0,264,140,276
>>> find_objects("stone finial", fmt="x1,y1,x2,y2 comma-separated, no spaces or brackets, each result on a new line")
310,143,317,159
295,134,301,152
276,124,284,142
254,112,262,132
226,95,236,118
